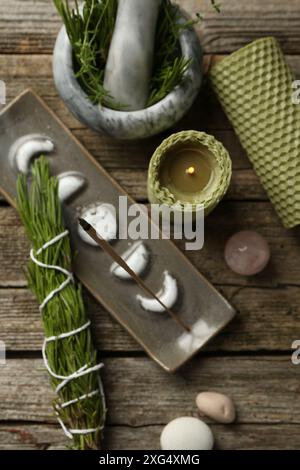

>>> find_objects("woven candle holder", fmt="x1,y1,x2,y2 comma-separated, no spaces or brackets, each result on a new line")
147,131,232,215
210,36,300,228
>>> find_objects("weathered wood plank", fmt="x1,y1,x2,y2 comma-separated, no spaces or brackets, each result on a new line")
0,285,298,353
0,422,299,450
196,0,300,54
0,54,232,133
105,423,300,451
0,204,299,287
0,357,298,425
0,167,268,204
108,168,265,201
2,52,300,134
0,0,299,453
0,1,300,55
1,53,300,175
0,55,243,177
0,424,68,450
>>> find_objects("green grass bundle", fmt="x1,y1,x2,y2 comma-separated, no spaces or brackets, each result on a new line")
17,157,106,450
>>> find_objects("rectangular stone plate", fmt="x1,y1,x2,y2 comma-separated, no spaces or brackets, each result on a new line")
0,89,235,372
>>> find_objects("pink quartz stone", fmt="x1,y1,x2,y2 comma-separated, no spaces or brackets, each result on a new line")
224,230,270,276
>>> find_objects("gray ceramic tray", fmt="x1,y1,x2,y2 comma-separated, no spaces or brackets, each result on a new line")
0,89,235,372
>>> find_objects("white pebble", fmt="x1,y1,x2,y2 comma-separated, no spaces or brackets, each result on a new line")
160,417,214,450
196,392,236,424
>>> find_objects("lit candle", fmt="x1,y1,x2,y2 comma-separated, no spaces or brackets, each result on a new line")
148,131,232,215
159,144,215,203
186,166,195,175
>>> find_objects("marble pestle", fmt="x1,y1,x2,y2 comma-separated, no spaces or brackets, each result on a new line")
104,0,161,110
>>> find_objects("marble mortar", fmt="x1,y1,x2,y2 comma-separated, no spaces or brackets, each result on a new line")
53,6,202,140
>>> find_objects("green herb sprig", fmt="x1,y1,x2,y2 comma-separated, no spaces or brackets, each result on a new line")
53,0,219,109
17,157,106,450
54,0,118,107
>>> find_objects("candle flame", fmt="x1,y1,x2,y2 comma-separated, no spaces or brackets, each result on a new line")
186,166,195,175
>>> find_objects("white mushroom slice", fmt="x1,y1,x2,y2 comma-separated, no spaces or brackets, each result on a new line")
57,171,86,202
137,271,178,313
78,203,117,247
9,134,54,174
110,241,150,280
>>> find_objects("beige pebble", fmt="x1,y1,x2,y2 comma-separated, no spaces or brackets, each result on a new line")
196,392,236,424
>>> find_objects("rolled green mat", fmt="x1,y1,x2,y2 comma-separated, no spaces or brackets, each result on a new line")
210,36,300,228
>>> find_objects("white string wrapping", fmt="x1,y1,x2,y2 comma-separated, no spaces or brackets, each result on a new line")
55,413,102,440
30,231,73,312
31,230,105,440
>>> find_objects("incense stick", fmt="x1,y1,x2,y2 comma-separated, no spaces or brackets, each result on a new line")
78,218,190,333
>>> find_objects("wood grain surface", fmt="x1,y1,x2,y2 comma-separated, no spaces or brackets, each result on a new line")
0,0,300,450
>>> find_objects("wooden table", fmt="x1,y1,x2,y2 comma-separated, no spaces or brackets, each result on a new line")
0,0,300,450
